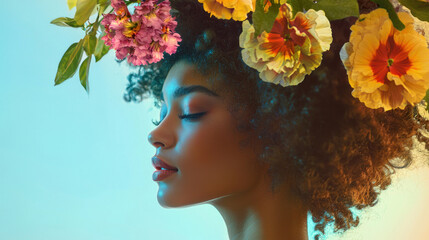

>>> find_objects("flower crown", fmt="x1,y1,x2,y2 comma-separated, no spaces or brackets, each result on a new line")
52,0,429,115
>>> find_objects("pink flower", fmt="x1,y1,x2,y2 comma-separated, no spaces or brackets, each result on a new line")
111,0,131,18
101,0,181,66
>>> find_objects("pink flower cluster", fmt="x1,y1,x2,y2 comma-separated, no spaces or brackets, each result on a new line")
101,0,181,65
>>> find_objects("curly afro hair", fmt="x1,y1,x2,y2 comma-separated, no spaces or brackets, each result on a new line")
124,0,429,238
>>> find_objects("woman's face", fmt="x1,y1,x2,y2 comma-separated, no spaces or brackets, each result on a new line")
147,61,267,208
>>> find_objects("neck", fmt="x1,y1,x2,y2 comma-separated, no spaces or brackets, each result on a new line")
210,173,308,240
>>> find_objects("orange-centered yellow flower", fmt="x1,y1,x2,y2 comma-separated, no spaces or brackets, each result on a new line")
198,0,255,21
340,9,429,111
240,3,332,87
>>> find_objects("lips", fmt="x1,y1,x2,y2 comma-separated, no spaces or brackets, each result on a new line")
152,156,178,171
151,156,178,181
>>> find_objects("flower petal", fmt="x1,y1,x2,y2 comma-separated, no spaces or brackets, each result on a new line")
340,8,429,111
240,3,332,87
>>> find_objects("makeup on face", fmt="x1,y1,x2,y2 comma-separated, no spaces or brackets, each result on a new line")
151,86,221,182
155,86,220,127
148,61,265,209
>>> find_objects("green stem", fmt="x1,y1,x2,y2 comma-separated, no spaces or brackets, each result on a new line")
370,0,405,30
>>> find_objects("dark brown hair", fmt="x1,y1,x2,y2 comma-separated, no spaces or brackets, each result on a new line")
124,0,429,238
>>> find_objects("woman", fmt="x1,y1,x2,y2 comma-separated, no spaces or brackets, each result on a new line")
148,60,309,239
124,0,429,239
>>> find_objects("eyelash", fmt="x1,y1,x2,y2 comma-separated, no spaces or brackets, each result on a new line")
152,112,206,126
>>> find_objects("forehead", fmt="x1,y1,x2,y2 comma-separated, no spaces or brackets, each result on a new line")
162,61,212,102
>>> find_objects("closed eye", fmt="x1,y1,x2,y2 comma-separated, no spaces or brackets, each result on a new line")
178,112,206,121
152,112,206,126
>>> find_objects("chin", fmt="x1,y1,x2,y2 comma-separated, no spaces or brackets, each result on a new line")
156,187,220,208
157,195,200,208
156,189,194,208
157,195,180,208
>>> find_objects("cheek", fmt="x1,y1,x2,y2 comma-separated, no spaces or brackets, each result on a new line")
175,115,261,198
179,114,239,169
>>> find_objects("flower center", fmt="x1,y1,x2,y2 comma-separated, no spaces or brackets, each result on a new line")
150,41,161,51
146,11,157,19
369,35,412,83
284,33,292,41
123,21,141,38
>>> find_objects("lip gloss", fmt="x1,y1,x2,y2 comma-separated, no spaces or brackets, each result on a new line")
152,169,177,181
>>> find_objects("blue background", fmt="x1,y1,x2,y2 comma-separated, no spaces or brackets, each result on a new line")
0,1,228,239
1,1,429,240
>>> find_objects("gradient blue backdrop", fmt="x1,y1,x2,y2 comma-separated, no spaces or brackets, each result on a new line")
0,1,228,239
1,1,429,240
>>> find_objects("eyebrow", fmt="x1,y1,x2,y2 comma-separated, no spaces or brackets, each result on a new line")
161,85,219,101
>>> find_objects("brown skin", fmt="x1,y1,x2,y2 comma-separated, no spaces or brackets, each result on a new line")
148,61,308,240
132,2,429,235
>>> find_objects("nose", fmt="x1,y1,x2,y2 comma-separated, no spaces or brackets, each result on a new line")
147,131,165,148
147,121,175,149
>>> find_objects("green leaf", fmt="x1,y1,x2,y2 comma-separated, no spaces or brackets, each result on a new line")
94,37,110,62
287,0,303,16
74,0,97,25
370,0,405,30
253,0,359,35
50,17,83,28
68,0,77,10
253,0,283,36
98,0,111,16
398,0,429,22
83,34,97,55
79,56,91,92
304,0,359,20
287,0,359,20
54,40,85,86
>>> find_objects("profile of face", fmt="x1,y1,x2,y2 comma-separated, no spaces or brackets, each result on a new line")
147,61,268,208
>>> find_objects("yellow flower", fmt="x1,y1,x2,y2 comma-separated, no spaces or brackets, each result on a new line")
239,3,332,87
340,9,429,111
389,0,429,44
198,0,255,21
